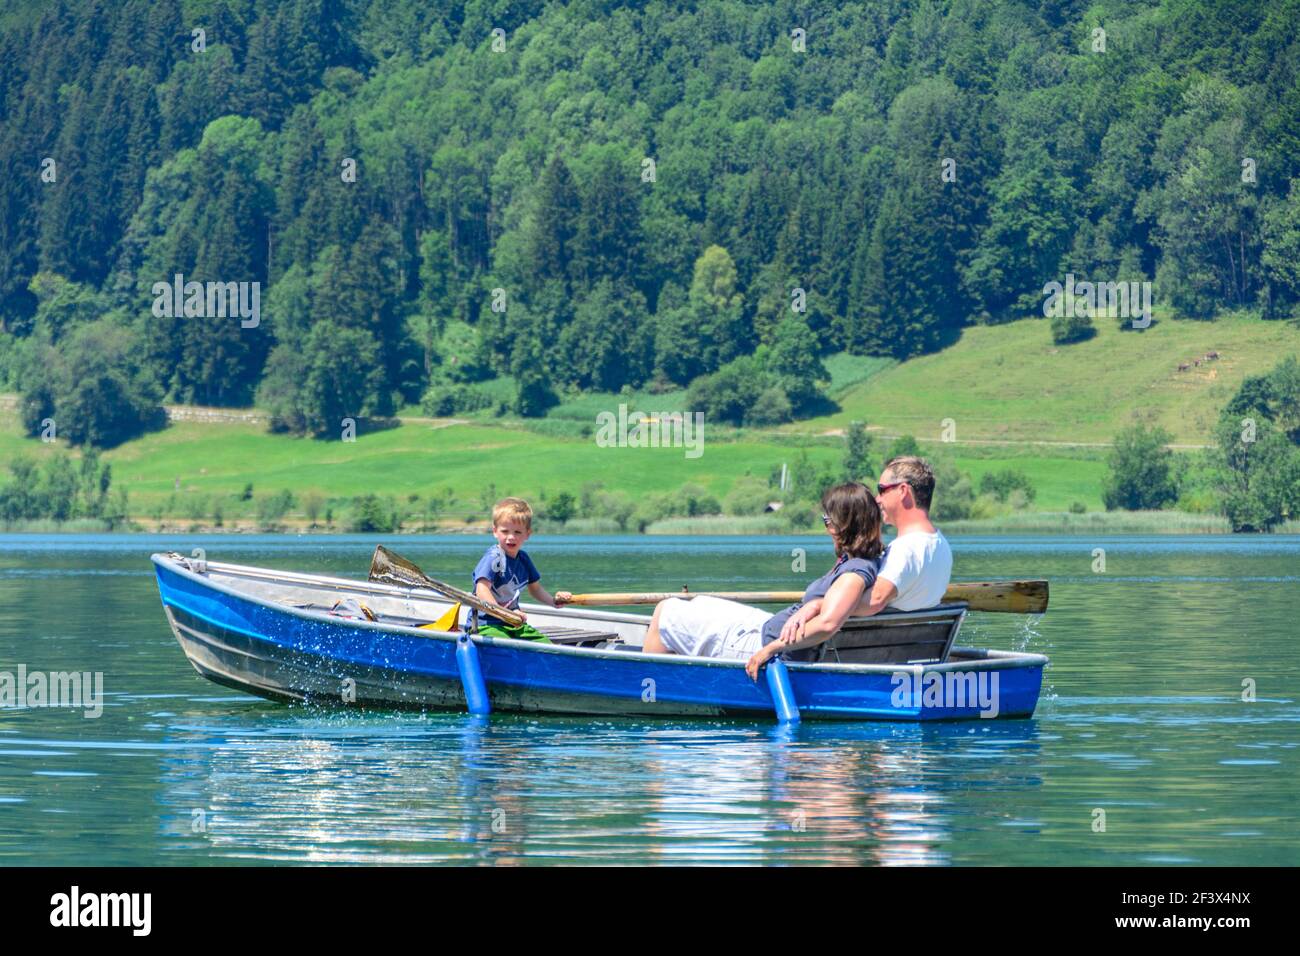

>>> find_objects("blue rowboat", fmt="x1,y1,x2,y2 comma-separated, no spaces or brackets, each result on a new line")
151,552,1048,722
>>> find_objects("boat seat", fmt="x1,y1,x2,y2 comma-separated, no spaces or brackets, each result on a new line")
532,626,621,646
815,604,966,665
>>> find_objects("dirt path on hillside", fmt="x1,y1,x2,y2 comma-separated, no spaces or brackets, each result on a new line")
816,427,1212,450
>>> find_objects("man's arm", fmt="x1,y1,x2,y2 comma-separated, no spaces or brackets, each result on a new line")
746,576,866,679
854,576,897,616
778,575,897,644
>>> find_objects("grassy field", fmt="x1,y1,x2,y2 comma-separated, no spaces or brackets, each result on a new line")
419,312,1296,450
6,310,1294,527
803,311,1299,444
0,412,1110,517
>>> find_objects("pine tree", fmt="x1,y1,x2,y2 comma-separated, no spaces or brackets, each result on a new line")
528,155,580,293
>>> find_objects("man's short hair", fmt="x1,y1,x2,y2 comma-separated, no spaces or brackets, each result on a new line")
492,497,533,530
883,456,936,511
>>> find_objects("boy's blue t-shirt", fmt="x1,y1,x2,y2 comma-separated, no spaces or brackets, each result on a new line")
472,545,540,625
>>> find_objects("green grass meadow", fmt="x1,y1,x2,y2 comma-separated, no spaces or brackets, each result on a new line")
0,413,1108,517
7,309,1294,526
806,312,1299,443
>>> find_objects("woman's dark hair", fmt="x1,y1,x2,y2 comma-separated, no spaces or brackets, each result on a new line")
821,482,884,560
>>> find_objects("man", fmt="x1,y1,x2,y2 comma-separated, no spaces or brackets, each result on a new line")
776,456,953,644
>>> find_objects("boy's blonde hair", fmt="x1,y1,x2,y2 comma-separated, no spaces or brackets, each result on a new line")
492,496,533,530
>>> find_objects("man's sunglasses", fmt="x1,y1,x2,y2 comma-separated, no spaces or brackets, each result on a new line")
877,481,907,496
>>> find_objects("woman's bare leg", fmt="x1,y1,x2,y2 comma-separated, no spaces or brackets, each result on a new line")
643,600,671,653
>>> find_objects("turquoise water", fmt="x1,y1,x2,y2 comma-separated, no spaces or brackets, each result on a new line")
0,533,1297,865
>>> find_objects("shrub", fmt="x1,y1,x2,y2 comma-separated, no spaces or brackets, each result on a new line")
685,355,767,426
1050,308,1094,344
182,494,211,521
930,471,975,521
302,492,325,526
545,491,576,524
927,455,976,521
631,494,673,532
1212,415,1299,531
348,494,396,533
1211,355,1300,530
745,386,793,426
256,489,296,527
781,500,820,531
885,435,922,461
0,451,119,523
842,421,874,481
678,482,721,516
767,314,830,414
258,322,390,436
786,448,840,504
435,320,495,383
724,477,772,516
421,378,512,417
979,469,1038,503
14,320,164,448
515,371,559,417
588,490,635,531
1103,423,1179,511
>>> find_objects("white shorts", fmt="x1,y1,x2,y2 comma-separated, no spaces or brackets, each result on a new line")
656,596,773,660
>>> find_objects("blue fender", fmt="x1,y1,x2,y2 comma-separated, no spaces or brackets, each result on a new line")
765,657,801,724
456,633,491,715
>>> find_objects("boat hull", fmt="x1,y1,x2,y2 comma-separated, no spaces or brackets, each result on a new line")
153,555,1046,721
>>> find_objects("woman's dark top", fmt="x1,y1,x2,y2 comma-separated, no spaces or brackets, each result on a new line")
761,555,880,662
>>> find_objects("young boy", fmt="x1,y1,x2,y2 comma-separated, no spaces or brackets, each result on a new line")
471,497,572,641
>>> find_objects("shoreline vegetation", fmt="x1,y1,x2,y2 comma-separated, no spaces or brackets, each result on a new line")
4,512,1298,537
3,336,1296,537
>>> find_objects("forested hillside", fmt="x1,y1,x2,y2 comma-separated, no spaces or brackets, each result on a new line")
2,0,1298,446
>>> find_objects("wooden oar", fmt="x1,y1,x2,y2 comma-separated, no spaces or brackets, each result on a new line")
940,580,1048,614
368,545,527,628
567,579,1048,614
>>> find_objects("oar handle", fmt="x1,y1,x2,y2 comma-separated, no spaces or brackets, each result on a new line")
567,580,1049,615
567,592,803,606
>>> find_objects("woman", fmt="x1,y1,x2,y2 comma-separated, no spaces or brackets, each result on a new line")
643,482,885,680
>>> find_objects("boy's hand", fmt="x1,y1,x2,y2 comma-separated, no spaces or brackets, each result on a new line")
491,601,524,621
554,591,573,607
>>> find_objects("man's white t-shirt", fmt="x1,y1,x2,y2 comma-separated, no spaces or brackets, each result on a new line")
879,530,953,610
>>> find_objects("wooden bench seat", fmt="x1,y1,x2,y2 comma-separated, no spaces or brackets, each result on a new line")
532,626,621,646
815,604,966,665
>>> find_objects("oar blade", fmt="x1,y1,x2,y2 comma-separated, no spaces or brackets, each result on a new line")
942,580,1048,614
369,544,429,590
368,545,526,627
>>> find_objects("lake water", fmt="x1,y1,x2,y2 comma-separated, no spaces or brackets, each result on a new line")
0,533,1296,865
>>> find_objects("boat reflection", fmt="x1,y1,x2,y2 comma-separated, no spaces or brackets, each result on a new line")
157,712,541,864
155,710,1042,865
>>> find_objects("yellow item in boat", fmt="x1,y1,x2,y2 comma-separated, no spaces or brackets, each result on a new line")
420,602,462,632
